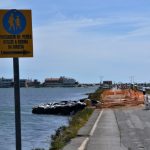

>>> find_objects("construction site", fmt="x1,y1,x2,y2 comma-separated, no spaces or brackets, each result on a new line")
100,88,144,108
63,87,150,150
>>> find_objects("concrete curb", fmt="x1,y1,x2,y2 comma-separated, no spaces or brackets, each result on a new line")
63,109,103,150
78,110,103,150
77,109,101,136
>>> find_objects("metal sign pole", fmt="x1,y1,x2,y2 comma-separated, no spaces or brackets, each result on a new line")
0,9,33,150
13,58,22,150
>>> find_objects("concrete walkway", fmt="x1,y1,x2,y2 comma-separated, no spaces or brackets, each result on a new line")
63,109,127,150
86,109,127,150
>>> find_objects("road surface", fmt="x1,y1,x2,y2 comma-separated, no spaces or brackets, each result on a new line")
115,107,150,150
86,109,127,150
64,89,147,150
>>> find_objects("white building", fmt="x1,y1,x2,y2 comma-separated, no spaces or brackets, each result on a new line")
0,77,13,88
43,76,78,87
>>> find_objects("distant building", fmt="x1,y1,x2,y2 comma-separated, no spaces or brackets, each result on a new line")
43,76,78,87
26,79,41,87
103,81,112,89
43,78,60,87
59,76,77,86
19,79,41,87
0,77,13,88
0,78,32,88
103,81,112,85
19,79,29,87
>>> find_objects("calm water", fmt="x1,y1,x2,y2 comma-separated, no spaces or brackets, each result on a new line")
0,87,97,150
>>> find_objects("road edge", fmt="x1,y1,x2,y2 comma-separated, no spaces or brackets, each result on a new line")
78,109,103,150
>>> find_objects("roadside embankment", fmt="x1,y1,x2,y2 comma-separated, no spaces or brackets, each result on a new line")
50,108,94,150
33,88,144,150
62,109,101,150
49,88,104,150
88,88,104,102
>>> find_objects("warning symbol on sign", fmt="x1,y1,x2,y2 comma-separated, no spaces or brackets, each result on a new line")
0,9,33,58
3,9,26,35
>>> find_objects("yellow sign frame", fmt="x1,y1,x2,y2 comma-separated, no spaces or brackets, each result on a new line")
0,9,33,58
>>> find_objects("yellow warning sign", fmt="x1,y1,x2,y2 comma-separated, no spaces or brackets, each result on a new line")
0,9,33,58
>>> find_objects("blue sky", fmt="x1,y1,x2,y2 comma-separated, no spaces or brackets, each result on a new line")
0,0,150,83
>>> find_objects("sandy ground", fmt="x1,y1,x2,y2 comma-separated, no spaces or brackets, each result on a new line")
100,88,144,108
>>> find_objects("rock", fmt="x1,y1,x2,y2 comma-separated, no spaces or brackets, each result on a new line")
32,100,86,115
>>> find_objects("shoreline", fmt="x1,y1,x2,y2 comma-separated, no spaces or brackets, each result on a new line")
32,87,101,150
0,87,98,150
49,87,102,150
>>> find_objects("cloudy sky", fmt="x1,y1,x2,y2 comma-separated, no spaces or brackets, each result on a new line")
0,0,150,83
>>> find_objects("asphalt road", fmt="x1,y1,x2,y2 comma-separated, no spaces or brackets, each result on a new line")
86,109,127,150
115,107,150,150
64,107,150,150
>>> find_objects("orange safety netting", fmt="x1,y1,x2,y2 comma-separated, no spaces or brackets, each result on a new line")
99,89,144,108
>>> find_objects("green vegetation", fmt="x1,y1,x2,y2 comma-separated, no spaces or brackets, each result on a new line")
88,88,104,102
33,88,103,150
50,108,94,150
146,89,150,94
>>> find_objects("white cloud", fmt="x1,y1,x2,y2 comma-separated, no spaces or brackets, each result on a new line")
33,16,150,61
1,14,150,82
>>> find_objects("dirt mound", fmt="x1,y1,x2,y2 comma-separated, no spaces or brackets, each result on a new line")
100,89,144,108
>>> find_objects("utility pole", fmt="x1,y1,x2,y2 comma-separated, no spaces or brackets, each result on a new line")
99,76,103,87
129,76,134,84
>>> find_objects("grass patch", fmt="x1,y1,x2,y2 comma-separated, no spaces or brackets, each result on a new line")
146,89,150,94
88,88,104,102
50,108,94,150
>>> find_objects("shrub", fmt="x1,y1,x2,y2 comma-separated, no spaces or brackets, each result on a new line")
50,108,94,150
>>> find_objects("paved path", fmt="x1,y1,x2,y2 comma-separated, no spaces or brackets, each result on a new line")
86,109,127,150
64,107,150,150
115,107,150,150
63,109,128,150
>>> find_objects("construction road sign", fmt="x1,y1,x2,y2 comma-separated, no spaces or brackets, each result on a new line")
0,9,33,58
